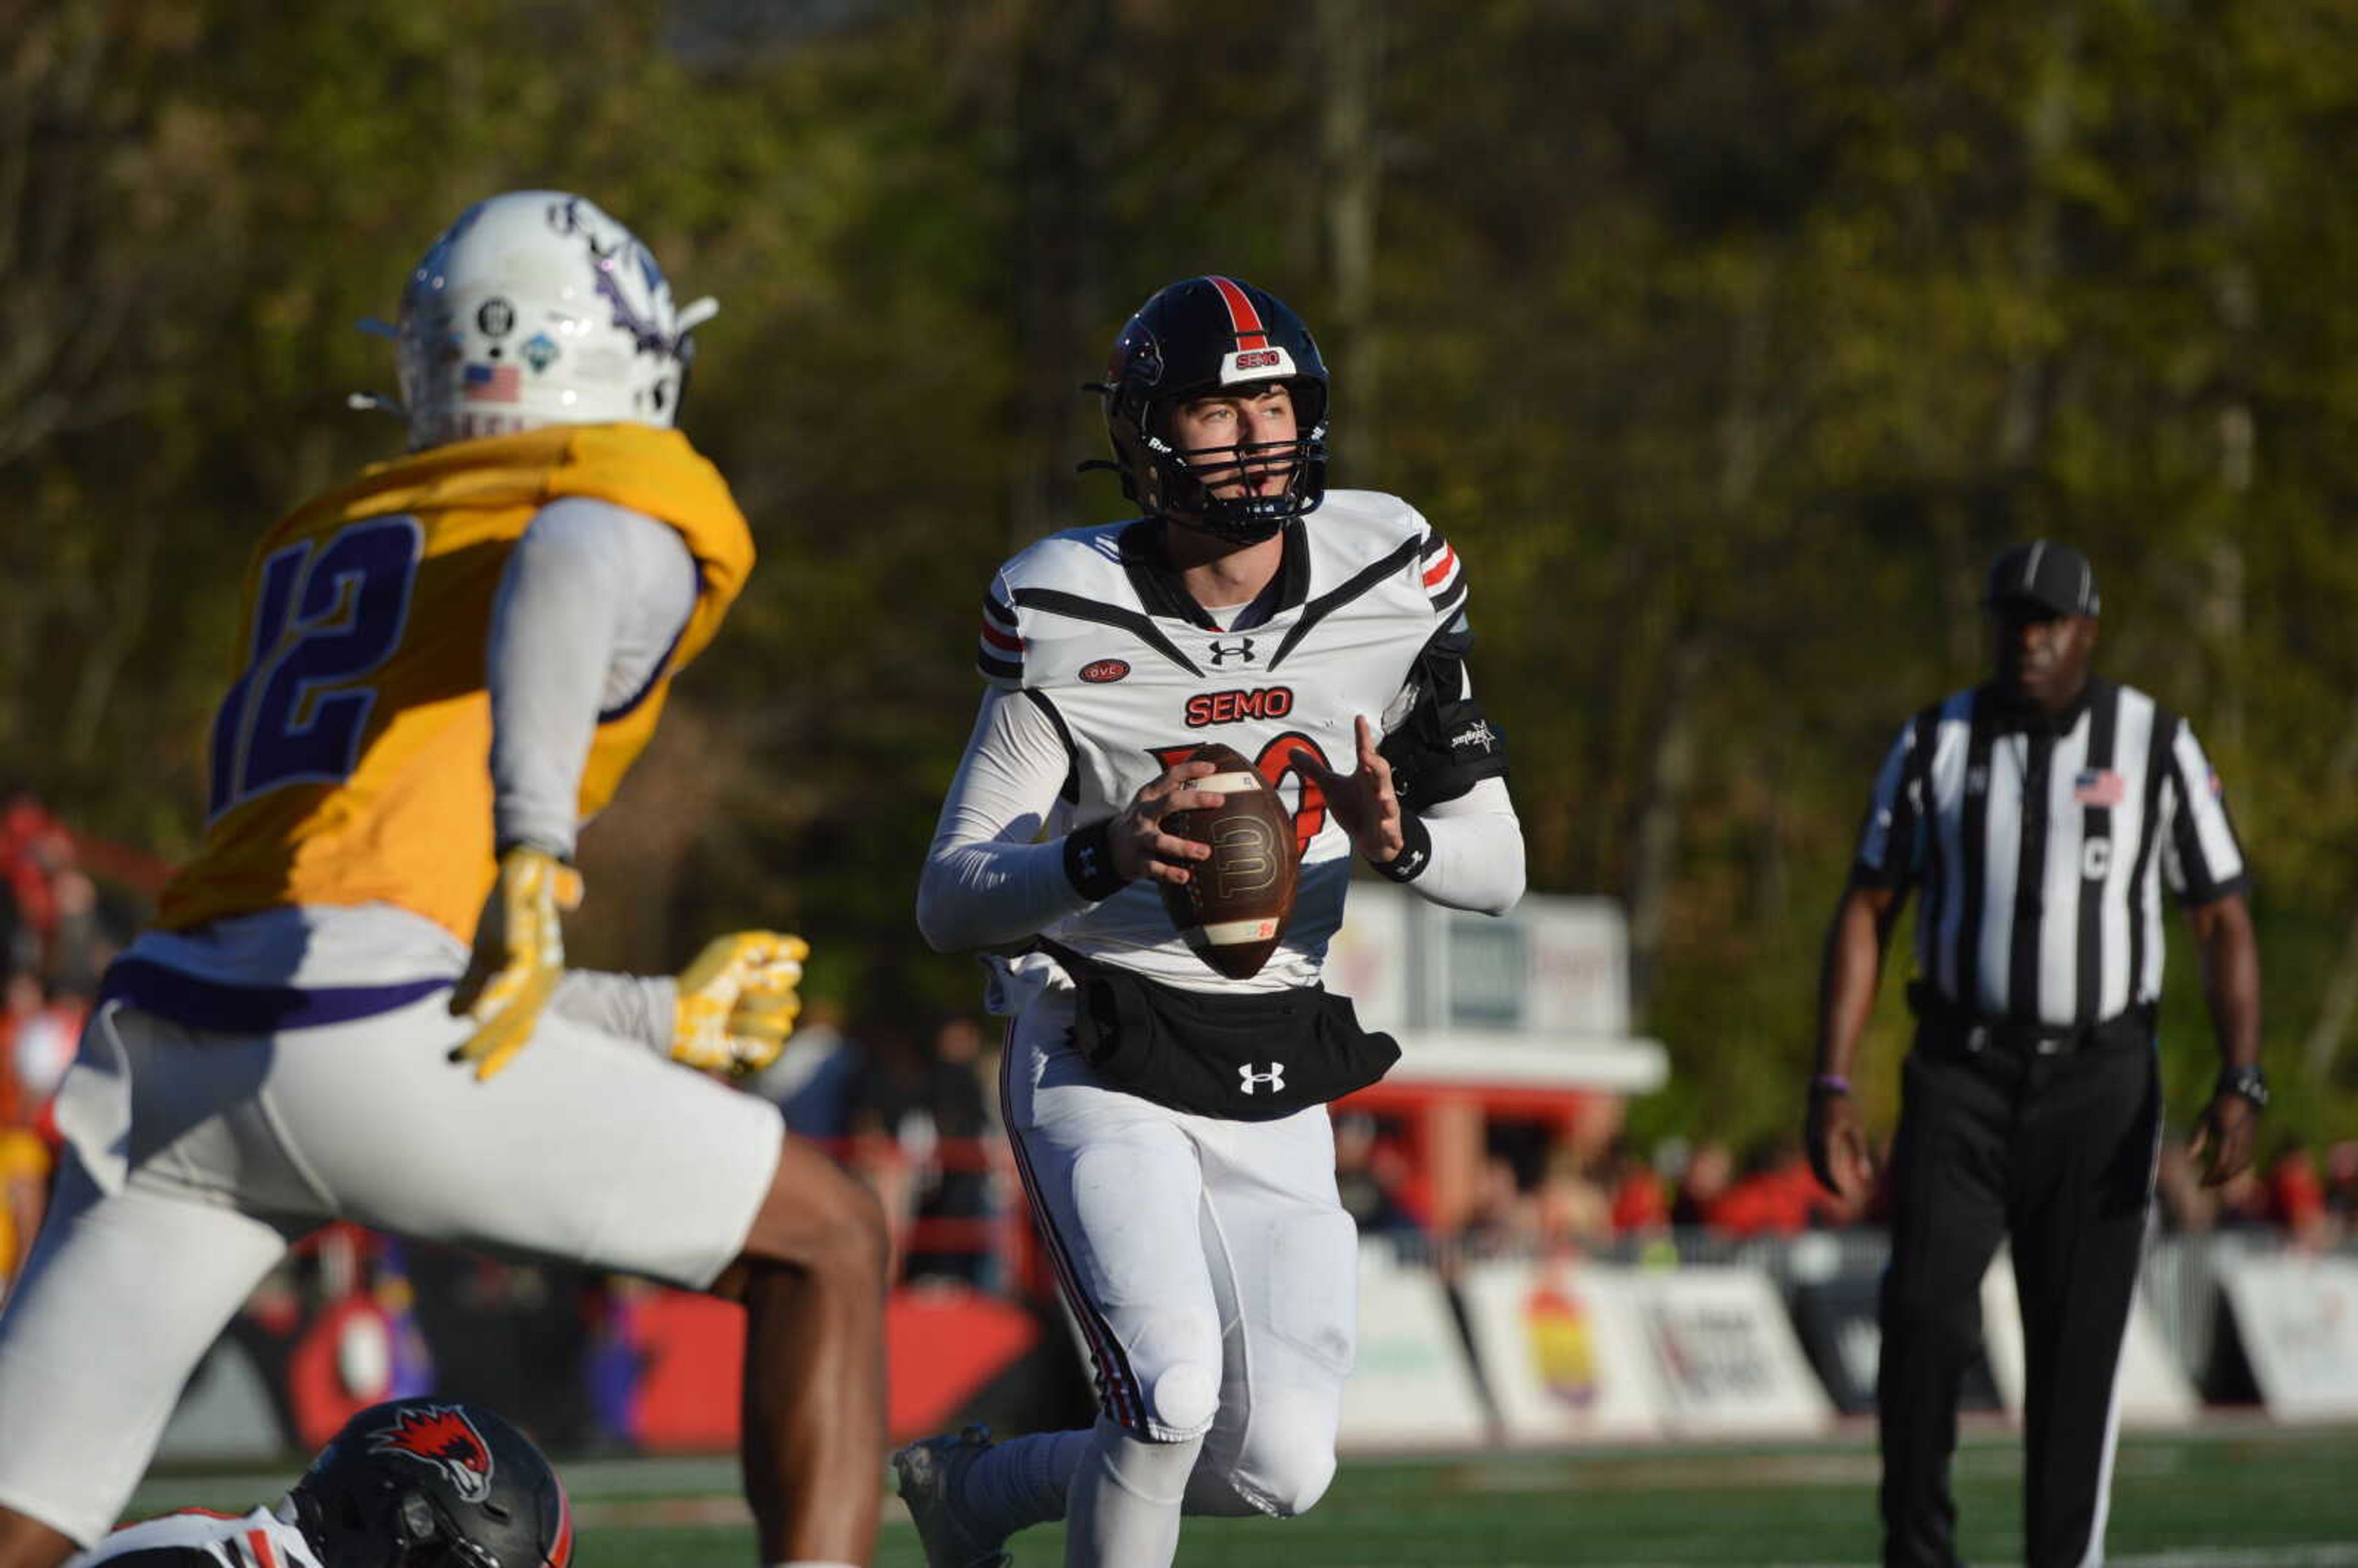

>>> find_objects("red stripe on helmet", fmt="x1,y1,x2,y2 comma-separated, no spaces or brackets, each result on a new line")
548,1478,575,1567
1206,276,1268,352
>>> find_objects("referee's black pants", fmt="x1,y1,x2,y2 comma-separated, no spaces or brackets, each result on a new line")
1877,1026,2159,1568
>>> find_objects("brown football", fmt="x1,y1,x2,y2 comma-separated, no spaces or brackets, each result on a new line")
1156,742,1301,980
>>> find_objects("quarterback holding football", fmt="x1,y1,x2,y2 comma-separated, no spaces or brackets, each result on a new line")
0,193,885,1568
905,276,1526,1566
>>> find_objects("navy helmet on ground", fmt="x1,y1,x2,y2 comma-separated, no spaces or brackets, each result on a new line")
286,1400,572,1568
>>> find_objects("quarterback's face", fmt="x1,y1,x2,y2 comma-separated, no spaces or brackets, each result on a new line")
1168,384,1299,500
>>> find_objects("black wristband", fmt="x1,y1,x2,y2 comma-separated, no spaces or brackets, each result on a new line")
1063,820,1126,901
1372,812,1434,883
2216,1064,2270,1111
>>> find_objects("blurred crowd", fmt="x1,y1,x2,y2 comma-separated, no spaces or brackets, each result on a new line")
4,788,2357,1311
1336,1114,2358,1259
0,794,131,1292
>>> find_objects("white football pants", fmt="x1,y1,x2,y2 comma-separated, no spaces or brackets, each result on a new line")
0,994,782,1545
1001,987,1355,1521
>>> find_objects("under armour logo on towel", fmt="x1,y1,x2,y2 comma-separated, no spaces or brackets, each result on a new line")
1238,1062,1286,1095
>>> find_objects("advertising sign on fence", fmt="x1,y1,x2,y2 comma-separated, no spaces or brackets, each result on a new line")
1631,1267,1834,1436
1336,1243,1491,1450
1457,1257,1664,1442
2217,1251,2358,1421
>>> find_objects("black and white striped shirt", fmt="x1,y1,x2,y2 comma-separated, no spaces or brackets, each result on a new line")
1853,677,2246,1028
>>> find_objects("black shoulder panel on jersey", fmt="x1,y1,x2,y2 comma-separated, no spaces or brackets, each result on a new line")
1266,535,1424,672
1011,587,1203,677
1379,619,1509,809
1118,519,1312,629
1022,687,1082,805
98,1550,225,1567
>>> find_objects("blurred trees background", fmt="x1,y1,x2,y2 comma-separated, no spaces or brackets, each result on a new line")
5,0,2356,1148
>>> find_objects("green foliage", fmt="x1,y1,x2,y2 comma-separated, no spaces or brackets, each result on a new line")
6,0,2357,1133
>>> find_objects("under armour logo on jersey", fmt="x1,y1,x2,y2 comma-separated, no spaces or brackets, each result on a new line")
1238,1062,1286,1095
1206,637,1258,667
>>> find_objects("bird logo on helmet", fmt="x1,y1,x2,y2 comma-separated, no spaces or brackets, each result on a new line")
380,189,718,452
370,1405,495,1505
290,1398,573,1568
1086,276,1330,544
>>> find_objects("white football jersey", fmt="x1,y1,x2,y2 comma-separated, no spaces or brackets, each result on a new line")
69,1504,324,1568
975,489,1473,992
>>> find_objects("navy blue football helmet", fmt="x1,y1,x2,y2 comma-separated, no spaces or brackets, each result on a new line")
1091,276,1329,542
286,1400,571,1568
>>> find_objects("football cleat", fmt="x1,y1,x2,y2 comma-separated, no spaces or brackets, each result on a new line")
892,1426,1012,1568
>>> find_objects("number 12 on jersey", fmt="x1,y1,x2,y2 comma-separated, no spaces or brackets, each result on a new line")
206,516,422,820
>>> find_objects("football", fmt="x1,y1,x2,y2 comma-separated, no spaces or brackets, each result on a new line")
1156,742,1301,980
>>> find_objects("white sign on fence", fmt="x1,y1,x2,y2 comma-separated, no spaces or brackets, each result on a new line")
1336,1243,1491,1450
2217,1251,2358,1421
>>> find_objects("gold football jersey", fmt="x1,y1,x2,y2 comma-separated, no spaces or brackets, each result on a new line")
155,424,755,942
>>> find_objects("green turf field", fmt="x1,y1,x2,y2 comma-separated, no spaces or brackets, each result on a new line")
134,1423,2358,1566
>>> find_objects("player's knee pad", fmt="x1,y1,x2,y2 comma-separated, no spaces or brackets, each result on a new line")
1115,1308,1221,1437
1226,1389,1340,1518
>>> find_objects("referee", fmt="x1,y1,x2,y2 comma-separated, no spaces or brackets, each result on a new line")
1808,541,2264,1568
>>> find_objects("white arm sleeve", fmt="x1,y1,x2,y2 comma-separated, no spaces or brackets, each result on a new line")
488,497,699,859
547,969,679,1054
917,688,1097,952
1406,775,1525,915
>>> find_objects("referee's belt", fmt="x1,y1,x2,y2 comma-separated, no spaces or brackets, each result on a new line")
1905,980,2154,1058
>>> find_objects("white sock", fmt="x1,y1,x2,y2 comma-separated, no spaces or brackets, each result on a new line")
1064,1416,1205,1568
959,1425,1094,1537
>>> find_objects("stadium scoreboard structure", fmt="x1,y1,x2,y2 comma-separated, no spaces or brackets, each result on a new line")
1325,882,1668,1094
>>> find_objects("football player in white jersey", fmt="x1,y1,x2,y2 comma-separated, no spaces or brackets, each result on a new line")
897,277,1526,1567
70,1399,567,1568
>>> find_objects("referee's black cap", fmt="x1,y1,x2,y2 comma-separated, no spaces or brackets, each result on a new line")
1985,540,2100,618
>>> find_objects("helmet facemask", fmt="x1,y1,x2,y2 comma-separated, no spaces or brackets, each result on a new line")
1121,380,1328,545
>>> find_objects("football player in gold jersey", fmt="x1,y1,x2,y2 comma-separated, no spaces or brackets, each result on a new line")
0,193,884,1568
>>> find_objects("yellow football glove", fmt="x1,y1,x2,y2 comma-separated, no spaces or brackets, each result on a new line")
671,931,810,1076
448,846,583,1082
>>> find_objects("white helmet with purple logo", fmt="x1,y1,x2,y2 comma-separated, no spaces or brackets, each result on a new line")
391,190,715,450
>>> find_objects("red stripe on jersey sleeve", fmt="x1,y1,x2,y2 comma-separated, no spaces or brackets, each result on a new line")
980,620,1022,653
1422,546,1458,588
